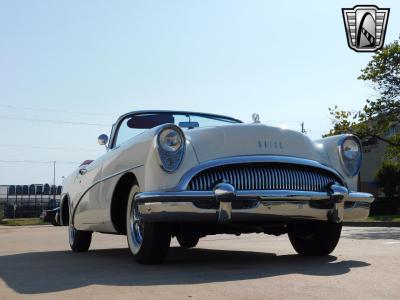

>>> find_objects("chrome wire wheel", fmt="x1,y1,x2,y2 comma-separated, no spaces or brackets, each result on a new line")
126,184,143,255
130,201,144,249
126,184,171,263
68,223,76,245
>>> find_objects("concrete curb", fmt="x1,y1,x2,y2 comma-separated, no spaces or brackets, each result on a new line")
344,221,400,227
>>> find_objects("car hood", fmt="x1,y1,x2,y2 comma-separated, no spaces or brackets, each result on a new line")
185,123,328,164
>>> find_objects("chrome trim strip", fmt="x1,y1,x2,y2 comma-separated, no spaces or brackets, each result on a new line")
102,165,144,183
176,155,345,191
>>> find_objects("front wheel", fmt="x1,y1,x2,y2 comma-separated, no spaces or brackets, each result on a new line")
288,221,342,256
126,184,171,264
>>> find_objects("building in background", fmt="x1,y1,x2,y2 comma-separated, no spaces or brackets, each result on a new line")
0,183,62,218
359,124,400,196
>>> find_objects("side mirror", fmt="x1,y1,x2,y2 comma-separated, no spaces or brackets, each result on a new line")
98,134,109,146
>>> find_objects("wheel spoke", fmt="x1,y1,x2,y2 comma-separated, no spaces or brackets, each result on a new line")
130,202,144,246
69,224,75,243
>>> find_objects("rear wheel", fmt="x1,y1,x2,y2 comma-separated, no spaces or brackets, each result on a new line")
69,223,92,252
288,221,342,256
126,184,171,264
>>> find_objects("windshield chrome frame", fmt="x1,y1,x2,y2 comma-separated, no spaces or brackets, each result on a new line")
108,110,242,149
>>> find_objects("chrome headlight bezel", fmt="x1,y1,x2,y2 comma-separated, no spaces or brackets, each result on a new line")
338,135,362,177
156,124,186,173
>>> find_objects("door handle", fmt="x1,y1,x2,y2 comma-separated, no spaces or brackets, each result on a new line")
79,168,87,175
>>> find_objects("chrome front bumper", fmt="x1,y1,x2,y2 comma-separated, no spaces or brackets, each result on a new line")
136,183,374,224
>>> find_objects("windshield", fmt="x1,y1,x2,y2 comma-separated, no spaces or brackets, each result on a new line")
113,112,241,148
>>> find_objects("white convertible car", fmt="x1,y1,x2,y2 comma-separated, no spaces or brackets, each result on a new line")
60,110,373,264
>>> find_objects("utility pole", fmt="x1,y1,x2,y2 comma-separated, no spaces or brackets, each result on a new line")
53,161,56,201
53,161,56,186
301,122,307,134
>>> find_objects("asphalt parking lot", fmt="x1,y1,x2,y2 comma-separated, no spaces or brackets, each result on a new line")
0,225,399,300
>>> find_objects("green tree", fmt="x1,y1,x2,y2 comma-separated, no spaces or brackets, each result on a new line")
375,161,400,197
326,37,400,159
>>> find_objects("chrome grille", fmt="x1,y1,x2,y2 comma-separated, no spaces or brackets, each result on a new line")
187,164,341,192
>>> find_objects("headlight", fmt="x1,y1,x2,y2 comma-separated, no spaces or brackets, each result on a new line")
156,125,185,173
158,128,183,152
338,135,362,177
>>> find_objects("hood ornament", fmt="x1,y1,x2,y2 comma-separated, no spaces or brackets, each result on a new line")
252,113,260,123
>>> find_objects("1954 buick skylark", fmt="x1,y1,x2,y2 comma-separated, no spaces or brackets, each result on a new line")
60,110,374,264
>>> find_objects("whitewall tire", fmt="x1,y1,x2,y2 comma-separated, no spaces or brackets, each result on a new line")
126,184,171,264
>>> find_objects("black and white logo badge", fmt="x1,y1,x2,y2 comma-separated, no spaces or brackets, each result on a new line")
342,5,390,52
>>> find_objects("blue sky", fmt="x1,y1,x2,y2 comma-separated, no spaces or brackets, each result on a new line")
0,0,399,185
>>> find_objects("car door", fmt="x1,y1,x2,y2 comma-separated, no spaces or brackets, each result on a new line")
73,158,104,227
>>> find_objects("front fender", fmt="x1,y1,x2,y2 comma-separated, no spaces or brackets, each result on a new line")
314,134,359,191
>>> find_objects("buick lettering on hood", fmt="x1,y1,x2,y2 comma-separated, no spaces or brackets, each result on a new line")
60,111,373,264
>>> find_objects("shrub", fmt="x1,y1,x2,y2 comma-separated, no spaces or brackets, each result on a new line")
370,197,400,215
375,161,400,197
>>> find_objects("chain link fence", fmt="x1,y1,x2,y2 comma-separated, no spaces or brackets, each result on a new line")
0,184,61,219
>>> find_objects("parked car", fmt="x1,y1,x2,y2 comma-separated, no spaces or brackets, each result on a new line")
41,207,60,226
60,110,374,264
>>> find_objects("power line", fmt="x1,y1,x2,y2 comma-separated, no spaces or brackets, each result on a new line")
0,104,118,117
0,115,110,126
0,144,102,152
2,114,327,127
267,120,329,125
0,160,79,164
0,105,331,127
